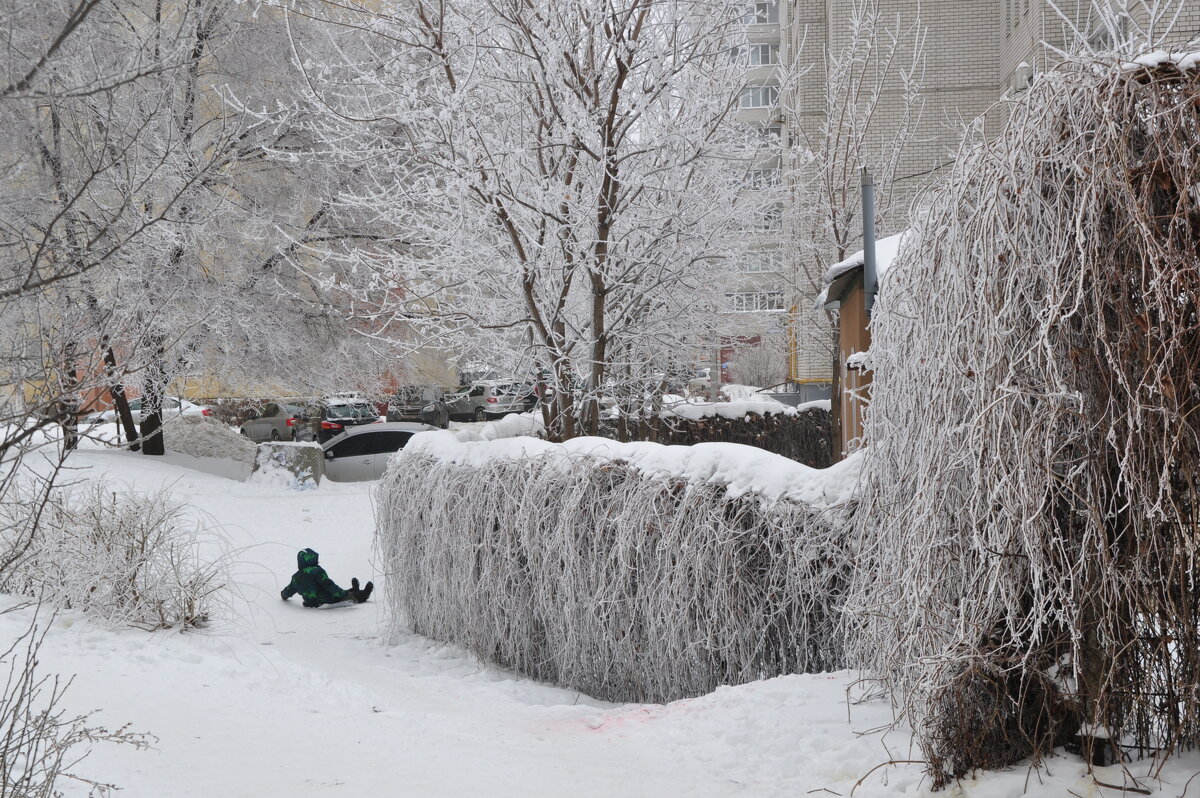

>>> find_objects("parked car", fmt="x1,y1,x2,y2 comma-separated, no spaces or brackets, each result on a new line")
387,387,450,428
322,422,439,482
83,396,213,425
293,399,382,444
447,380,537,421
482,381,537,418
239,401,307,442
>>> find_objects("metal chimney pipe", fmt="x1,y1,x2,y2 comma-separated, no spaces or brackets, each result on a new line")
861,168,878,317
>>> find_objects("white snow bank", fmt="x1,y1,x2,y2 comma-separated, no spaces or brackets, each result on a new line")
658,384,801,421
164,415,256,465
403,430,862,507
720,383,770,401
248,441,323,490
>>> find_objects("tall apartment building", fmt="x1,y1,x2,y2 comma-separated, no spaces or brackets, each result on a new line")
726,0,1200,389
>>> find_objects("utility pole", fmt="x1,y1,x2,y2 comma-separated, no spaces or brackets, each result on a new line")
862,167,878,316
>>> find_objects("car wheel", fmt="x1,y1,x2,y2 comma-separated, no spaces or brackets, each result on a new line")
473,407,486,422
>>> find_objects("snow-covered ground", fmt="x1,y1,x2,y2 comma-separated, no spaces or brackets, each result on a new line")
6,438,1199,797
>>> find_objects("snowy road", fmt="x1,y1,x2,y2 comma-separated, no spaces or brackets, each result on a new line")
6,445,1197,797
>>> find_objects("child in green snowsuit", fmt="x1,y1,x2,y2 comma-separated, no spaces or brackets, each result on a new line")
281,548,372,607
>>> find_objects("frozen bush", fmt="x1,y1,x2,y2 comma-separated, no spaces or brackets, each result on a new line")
0,482,228,630
376,437,858,703
850,53,1200,778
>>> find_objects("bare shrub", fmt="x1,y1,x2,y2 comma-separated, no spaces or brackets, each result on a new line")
727,340,788,388
377,447,854,703
0,608,151,798
0,483,227,630
850,53,1200,780
922,660,1080,789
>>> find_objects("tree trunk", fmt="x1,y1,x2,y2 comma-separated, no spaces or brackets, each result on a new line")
103,345,139,451
139,339,167,456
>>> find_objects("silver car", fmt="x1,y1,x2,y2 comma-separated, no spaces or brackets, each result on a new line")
387,386,450,428
240,401,307,442
447,381,536,421
322,422,439,482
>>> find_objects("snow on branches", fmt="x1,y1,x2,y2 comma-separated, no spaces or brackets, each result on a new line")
376,433,859,703
0,481,229,630
288,0,766,438
850,52,1200,781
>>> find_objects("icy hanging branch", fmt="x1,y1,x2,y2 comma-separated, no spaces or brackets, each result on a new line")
849,45,1200,783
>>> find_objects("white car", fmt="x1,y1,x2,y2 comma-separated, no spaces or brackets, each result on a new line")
321,422,439,482
84,396,213,425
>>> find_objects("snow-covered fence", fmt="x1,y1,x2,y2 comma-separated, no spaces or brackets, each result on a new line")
850,53,1200,783
650,403,831,468
376,432,859,703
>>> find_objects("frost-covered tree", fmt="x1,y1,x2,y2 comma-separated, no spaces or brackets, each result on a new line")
6,1,401,455
287,0,764,438
0,0,211,456
97,0,393,453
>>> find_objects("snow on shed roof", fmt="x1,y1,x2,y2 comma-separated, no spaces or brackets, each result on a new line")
816,230,911,308
821,231,910,285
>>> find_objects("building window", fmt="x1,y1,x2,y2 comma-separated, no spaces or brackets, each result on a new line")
741,250,784,273
742,1,779,25
727,291,785,312
745,168,780,188
731,43,779,65
750,204,782,230
729,43,780,65
740,84,779,109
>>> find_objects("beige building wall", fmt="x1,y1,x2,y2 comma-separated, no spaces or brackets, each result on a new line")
727,0,1200,384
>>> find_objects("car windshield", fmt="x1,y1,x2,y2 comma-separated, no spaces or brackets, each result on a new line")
326,402,376,420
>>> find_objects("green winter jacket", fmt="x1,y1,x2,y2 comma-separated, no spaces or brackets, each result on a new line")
281,548,350,607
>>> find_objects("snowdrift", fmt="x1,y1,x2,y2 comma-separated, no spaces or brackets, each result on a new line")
376,430,860,703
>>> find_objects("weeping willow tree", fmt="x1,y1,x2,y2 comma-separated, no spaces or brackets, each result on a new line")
849,48,1200,784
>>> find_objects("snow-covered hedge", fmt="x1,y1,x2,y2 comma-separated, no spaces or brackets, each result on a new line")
376,431,859,702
